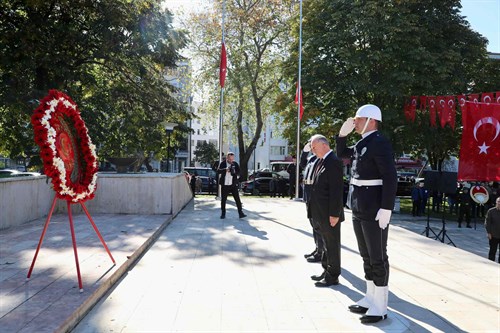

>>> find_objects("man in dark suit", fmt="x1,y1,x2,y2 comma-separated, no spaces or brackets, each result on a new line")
336,104,397,324
217,152,246,219
300,141,323,263
308,134,345,287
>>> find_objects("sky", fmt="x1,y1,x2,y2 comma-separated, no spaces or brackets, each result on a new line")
461,0,500,53
163,0,500,53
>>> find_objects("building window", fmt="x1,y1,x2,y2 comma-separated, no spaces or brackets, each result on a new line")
270,146,286,155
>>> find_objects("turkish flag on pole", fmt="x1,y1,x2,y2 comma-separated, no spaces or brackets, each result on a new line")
219,42,227,88
458,102,500,181
295,83,304,120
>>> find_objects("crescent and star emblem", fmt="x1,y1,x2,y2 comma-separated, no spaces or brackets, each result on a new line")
470,185,489,205
473,117,500,154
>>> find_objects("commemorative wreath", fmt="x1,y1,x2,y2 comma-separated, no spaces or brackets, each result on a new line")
31,90,98,202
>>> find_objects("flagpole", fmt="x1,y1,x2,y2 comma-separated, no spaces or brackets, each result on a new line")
218,0,226,200
294,0,303,200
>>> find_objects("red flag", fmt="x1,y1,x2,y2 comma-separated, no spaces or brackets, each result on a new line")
295,83,304,120
458,102,500,181
410,96,417,122
219,42,227,88
482,92,494,104
419,96,427,111
403,98,411,121
445,96,456,129
468,94,480,110
437,96,447,128
428,96,437,127
457,94,467,128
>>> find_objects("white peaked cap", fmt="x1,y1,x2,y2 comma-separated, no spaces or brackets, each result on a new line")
355,104,382,122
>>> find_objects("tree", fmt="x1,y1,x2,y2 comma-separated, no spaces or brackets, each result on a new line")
282,0,490,170
187,0,295,180
0,0,189,168
194,141,218,166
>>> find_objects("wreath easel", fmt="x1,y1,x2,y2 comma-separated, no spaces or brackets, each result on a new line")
27,90,115,292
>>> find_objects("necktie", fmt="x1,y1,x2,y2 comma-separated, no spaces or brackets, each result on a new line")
313,158,323,183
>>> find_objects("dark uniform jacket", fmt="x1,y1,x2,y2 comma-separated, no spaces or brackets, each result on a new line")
300,151,318,204
336,131,397,220
308,151,345,223
217,160,240,187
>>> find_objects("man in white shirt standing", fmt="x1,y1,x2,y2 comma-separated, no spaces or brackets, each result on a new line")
217,152,246,219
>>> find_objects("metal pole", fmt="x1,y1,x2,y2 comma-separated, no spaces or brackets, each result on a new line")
294,0,303,200
217,0,227,199
167,132,170,172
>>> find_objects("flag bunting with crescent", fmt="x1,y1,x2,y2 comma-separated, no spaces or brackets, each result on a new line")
458,101,500,181
402,92,500,131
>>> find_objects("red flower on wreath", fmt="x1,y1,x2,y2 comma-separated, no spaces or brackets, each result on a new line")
31,90,98,202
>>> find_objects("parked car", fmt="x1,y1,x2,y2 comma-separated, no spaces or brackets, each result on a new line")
241,171,288,195
0,169,41,178
396,171,418,196
183,167,217,193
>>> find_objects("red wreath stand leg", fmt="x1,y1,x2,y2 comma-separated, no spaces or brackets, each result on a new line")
26,196,115,293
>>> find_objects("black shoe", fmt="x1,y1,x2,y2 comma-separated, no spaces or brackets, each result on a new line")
239,213,247,218
310,271,326,281
220,214,225,219
306,254,322,263
348,305,369,314
360,314,387,324
314,278,339,287
304,250,316,258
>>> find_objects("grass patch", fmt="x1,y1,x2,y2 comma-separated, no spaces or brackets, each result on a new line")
399,197,458,221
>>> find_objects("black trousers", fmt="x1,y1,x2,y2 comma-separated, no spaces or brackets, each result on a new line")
352,215,389,286
488,237,500,263
221,185,243,215
309,217,324,255
317,217,341,279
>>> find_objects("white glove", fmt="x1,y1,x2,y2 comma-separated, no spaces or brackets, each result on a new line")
339,117,355,137
375,208,392,230
303,142,311,152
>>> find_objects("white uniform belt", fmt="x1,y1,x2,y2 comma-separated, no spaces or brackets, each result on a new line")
304,180,314,185
350,179,383,186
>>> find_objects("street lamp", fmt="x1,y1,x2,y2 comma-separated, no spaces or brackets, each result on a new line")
162,121,178,172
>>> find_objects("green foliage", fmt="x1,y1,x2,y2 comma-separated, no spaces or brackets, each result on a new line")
282,0,491,165
193,141,218,166
0,0,189,165
187,0,295,180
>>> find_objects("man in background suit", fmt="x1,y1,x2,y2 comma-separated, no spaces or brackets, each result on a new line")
217,152,246,219
308,134,345,287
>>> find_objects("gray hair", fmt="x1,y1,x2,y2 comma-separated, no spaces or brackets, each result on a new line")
310,134,329,146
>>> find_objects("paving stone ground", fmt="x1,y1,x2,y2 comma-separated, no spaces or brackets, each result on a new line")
1,196,499,332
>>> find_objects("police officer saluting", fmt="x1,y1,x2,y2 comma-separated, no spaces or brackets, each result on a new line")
336,105,397,324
